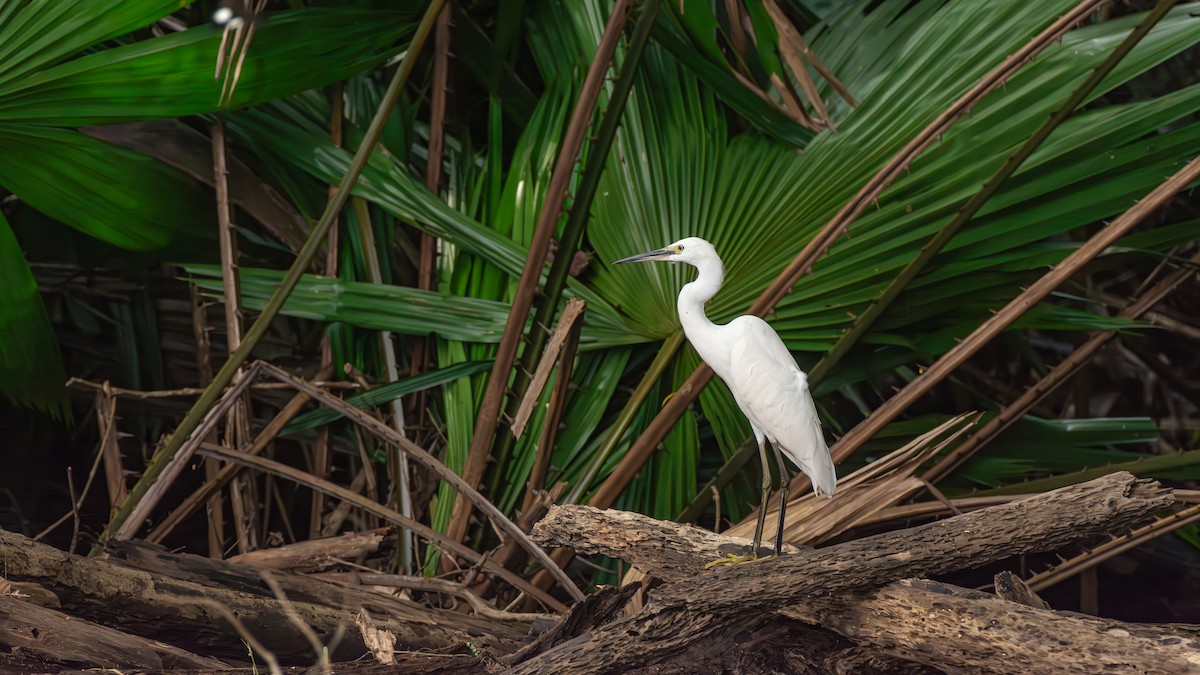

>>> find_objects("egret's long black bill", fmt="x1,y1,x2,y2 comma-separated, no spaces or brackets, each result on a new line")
612,248,673,264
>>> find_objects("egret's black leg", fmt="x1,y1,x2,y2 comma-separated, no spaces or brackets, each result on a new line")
770,442,791,556
752,437,771,557
705,436,776,568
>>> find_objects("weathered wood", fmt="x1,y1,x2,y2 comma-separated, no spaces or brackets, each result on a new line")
0,595,231,670
993,569,1051,609
227,527,393,570
514,472,1175,674
0,530,521,663
105,539,529,640
805,579,1200,674
505,584,641,666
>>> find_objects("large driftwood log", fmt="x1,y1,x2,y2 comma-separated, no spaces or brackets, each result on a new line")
513,472,1177,674
0,529,524,663
806,580,1200,674
0,594,231,670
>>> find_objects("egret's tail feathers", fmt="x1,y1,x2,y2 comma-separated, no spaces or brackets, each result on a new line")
802,447,837,498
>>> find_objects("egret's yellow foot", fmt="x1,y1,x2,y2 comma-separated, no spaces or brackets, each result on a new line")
704,553,774,568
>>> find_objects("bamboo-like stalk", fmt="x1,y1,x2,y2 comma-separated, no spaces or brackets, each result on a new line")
409,0,450,414
522,322,582,514
97,0,449,550
212,119,257,555
311,81,344,541
1024,504,1200,592
352,198,415,574
451,0,635,546
188,282,225,558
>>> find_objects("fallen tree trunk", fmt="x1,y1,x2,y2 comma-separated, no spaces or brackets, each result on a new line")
0,529,524,663
803,579,1200,674
512,472,1179,674
0,594,230,670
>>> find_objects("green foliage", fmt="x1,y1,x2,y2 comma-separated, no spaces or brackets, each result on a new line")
0,211,67,418
5,1,1199,586
0,2,421,414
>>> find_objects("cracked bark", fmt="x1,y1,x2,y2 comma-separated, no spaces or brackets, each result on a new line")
511,472,1186,674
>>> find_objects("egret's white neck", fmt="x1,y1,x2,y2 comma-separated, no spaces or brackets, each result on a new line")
676,254,725,337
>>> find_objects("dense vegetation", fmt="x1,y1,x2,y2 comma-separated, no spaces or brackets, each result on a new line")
1,0,1197,621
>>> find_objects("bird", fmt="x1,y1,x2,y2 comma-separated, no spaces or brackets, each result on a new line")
614,237,835,564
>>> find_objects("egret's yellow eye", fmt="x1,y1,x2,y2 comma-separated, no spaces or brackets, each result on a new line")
675,245,685,253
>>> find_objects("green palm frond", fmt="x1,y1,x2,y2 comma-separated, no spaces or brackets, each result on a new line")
0,8,419,124
0,211,67,419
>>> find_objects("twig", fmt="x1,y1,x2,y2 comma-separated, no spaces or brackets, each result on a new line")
351,198,414,573
512,298,586,438
66,378,360,398
190,281,226,558
409,0,450,420
65,470,81,554
214,119,258,555
521,300,582,513
260,571,331,675
34,445,105,543
312,80,344,541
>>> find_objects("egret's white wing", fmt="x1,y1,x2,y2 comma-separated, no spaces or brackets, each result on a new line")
726,316,836,496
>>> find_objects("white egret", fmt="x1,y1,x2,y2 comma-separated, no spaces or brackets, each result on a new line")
614,237,835,563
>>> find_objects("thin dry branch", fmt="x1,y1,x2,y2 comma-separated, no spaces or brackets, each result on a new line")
66,377,359,398
512,298,586,438
111,361,264,542
1024,502,1200,592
